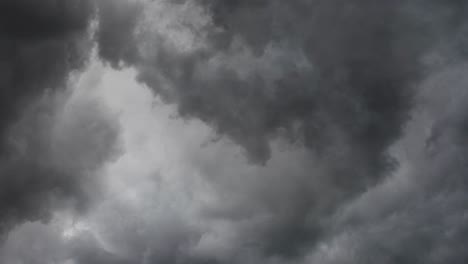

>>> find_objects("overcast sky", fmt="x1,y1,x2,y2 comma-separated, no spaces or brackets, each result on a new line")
1,1,468,263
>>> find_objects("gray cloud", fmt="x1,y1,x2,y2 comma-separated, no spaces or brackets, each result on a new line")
307,62,468,264
2,1,468,263
90,0,468,261
97,0,421,163
0,88,121,236
0,0,123,241
0,0,93,140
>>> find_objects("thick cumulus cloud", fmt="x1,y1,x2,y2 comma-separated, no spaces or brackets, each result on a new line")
5,59,463,264
89,0,468,262
92,0,467,216
0,74,121,236
95,0,459,164
308,63,468,264
3,1,468,264
0,0,121,239
0,0,93,139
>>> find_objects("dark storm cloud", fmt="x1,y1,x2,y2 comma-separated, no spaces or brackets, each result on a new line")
2,0,468,263
98,0,419,164
0,0,121,237
0,91,120,236
0,0,93,139
308,62,468,263
93,0,460,190
91,0,468,260
94,0,468,165
95,0,143,68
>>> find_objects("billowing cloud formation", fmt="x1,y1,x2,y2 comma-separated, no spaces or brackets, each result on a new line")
0,74,121,236
96,0,464,163
0,0,93,138
308,63,468,264
0,0,120,238
2,1,468,264
91,0,468,260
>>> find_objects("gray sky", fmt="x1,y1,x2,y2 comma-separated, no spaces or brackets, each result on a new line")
1,1,468,263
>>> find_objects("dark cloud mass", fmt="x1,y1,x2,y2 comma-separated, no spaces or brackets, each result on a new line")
0,83,120,236
94,0,468,260
0,0,120,237
2,0,468,263
0,0,93,136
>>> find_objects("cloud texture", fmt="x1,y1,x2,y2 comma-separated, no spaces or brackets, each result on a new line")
1,0,468,263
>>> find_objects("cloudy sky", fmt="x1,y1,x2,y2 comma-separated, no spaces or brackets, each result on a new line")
1,0,468,263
